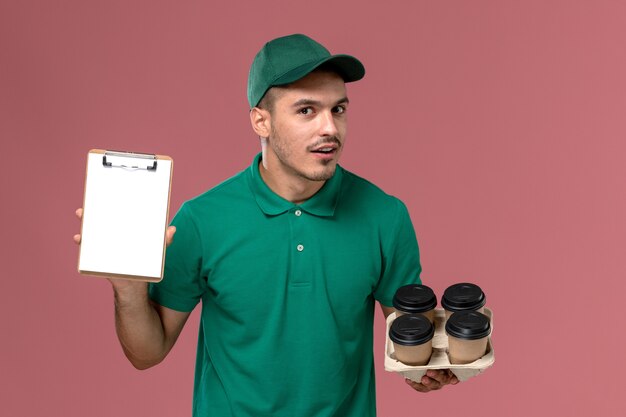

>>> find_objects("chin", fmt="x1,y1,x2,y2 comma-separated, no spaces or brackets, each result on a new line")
307,166,337,182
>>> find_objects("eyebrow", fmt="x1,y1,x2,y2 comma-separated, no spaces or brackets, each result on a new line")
291,97,350,108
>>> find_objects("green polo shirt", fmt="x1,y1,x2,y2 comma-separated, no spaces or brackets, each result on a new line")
149,153,421,417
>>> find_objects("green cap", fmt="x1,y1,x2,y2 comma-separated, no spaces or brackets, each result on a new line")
247,34,365,108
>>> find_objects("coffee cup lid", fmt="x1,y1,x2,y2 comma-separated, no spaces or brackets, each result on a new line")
445,311,491,340
392,284,437,313
441,282,486,312
389,313,435,346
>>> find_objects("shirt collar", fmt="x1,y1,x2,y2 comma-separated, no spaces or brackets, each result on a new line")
247,153,343,217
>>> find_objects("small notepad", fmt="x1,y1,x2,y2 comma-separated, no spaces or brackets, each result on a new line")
78,149,173,281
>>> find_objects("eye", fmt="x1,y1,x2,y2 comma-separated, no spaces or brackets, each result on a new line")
298,107,313,115
333,105,346,114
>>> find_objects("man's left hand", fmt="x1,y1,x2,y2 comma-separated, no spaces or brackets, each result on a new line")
405,369,459,393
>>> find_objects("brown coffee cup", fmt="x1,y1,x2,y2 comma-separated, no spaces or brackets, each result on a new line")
445,311,491,364
392,284,437,323
389,313,435,366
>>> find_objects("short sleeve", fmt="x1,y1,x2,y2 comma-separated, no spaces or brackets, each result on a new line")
373,199,422,307
148,202,206,312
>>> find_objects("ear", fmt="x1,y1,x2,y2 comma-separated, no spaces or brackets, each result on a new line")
250,107,271,138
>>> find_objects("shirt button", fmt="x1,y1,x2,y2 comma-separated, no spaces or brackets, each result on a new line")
297,244,304,252
295,209,302,217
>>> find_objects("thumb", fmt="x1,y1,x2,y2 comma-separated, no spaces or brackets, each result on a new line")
165,226,176,246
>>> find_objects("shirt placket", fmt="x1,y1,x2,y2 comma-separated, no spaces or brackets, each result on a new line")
288,207,310,286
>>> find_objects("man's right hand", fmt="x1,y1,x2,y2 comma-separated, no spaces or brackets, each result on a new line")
74,207,189,369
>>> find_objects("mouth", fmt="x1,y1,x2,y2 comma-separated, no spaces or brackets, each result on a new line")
311,147,336,154
310,143,340,155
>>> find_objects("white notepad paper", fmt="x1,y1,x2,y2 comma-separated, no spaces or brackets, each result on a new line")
78,149,173,281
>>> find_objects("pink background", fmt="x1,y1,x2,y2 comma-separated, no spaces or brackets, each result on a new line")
1,1,624,416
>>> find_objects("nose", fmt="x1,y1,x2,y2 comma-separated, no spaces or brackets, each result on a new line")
319,110,339,137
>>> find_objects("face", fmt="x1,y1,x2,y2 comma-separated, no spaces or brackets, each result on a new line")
261,71,349,183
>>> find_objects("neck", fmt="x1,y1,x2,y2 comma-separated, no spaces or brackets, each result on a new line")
258,151,326,205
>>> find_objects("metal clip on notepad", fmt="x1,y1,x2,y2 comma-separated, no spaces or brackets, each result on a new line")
102,150,158,171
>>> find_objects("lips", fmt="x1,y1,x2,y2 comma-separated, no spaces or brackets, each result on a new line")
310,143,339,154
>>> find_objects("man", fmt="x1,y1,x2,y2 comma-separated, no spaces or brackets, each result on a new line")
75,34,457,416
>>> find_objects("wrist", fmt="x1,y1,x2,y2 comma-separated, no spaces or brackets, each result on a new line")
110,279,149,307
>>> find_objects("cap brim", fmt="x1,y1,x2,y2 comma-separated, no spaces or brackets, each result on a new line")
272,54,365,86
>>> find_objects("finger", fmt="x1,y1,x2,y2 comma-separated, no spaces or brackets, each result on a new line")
165,226,176,246
440,369,459,385
74,208,83,244
449,372,459,385
426,369,450,384
421,375,443,390
425,370,459,388
405,378,431,393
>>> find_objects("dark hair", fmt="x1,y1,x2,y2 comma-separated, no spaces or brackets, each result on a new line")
256,87,283,113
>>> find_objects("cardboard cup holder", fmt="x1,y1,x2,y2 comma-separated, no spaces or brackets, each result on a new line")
384,307,495,382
